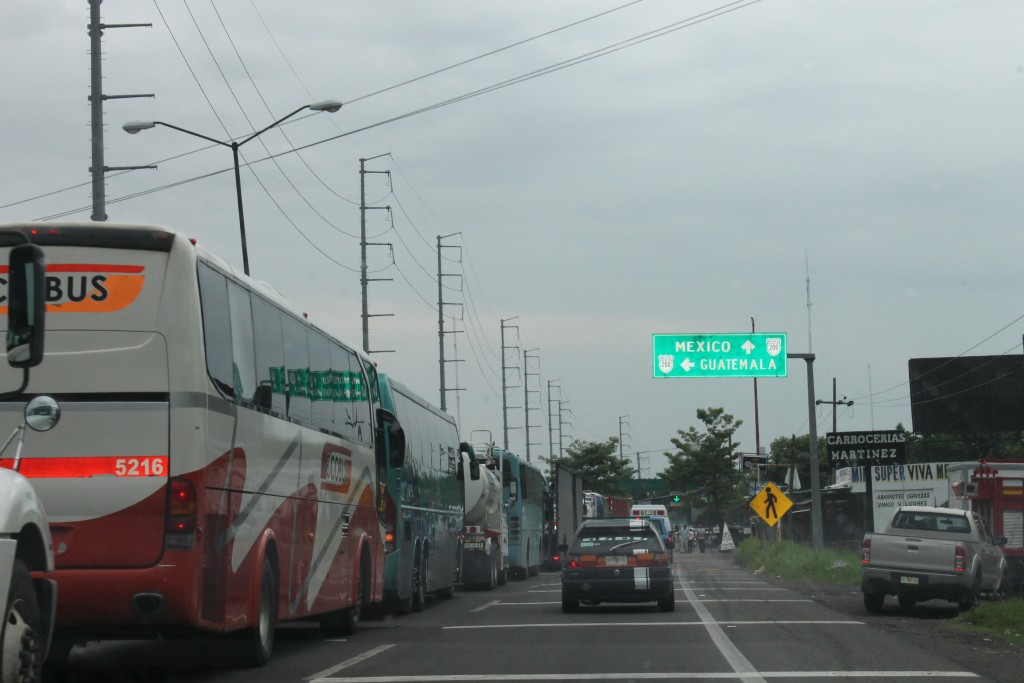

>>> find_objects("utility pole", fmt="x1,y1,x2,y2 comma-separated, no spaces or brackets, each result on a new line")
88,0,155,221
547,380,559,460
436,233,463,411
789,352,823,550
618,415,631,461
751,317,761,458
500,317,520,451
359,155,393,354
558,400,572,457
523,348,540,462
815,377,854,433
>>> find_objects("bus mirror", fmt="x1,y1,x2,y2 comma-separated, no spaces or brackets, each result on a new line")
375,409,406,468
388,421,406,468
6,242,46,369
459,441,481,480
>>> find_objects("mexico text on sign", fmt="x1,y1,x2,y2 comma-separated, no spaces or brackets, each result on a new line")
652,333,787,379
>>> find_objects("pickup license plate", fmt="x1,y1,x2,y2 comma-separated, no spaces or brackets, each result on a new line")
464,541,485,550
604,555,627,567
899,575,920,586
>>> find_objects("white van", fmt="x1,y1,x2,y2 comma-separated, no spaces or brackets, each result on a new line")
630,504,672,550
630,504,668,520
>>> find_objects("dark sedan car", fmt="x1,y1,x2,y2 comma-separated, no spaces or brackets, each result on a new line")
560,517,675,612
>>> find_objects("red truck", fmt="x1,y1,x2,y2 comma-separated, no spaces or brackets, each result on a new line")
948,460,1024,594
605,495,631,517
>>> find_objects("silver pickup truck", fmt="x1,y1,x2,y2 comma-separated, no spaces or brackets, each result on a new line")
861,505,1008,612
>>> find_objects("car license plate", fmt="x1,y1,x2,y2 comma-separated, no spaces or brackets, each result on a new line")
899,575,920,586
464,541,484,550
604,556,626,567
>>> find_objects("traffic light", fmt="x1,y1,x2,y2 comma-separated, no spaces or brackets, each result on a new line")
672,495,681,503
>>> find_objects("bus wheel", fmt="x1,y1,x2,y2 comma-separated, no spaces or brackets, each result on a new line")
1,560,44,683
239,556,277,667
330,560,366,637
411,553,426,613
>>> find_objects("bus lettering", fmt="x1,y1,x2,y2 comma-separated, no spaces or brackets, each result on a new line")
114,456,166,477
46,274,109,303
321,446,353,494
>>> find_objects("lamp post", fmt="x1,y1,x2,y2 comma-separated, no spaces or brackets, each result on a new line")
123,99,342,276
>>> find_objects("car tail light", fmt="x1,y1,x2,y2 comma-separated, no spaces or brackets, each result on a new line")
565,556,582,569
954,544,966,572
861,538,871,564
165,477,197,549
650,553,669,567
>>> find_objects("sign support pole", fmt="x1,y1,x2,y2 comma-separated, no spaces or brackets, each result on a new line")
789,353,824,550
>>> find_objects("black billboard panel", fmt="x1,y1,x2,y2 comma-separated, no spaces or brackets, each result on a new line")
908,355,1024,435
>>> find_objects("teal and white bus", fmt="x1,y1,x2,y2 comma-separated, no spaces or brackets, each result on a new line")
500,450,547,579
376,374,462,612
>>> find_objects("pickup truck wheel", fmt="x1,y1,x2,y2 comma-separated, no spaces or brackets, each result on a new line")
863,591,885,613
1,560,44,683
958,572,981,611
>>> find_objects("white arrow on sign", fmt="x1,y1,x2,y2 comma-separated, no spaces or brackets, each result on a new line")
741,340,755,355
681,358,695,372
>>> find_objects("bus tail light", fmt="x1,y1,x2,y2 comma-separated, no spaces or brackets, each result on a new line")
383,490,398,553
166,477,197,550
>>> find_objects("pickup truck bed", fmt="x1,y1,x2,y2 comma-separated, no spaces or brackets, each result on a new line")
860,505,1008,612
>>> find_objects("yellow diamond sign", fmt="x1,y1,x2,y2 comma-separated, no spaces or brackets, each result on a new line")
749,482,793,527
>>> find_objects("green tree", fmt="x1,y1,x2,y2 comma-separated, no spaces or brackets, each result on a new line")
543,437,636,495
660,408,744,530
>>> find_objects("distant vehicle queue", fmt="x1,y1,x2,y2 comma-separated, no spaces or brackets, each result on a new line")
0,222,571,676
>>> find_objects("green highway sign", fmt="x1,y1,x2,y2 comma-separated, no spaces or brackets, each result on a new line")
652,333,788,378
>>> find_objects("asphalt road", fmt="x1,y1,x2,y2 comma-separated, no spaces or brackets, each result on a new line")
48,549,1024,682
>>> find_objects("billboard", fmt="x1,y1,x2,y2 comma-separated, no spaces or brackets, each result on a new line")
908,355,1024,434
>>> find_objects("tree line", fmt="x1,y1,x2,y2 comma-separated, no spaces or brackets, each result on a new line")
543,406,1024,534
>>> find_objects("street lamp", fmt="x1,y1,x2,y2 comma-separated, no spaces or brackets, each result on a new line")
123,99,342,276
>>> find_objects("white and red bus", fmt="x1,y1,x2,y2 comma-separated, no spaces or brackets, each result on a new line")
0,222,405,667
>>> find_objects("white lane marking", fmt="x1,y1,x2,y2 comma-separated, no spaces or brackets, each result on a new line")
471,599,501,613
443,621,861,629
678,573,767,683
490,599,814,605
306,644,395,681
312,671,979,681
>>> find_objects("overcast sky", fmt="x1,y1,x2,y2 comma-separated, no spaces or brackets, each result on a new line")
2,0,1022,477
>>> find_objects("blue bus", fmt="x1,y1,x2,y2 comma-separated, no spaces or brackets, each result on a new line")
377,375,462,612
500,450,548,579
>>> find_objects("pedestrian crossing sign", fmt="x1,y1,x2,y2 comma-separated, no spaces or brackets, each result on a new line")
749,482,793,527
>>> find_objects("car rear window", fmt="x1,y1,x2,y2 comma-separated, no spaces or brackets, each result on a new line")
891,511,970,534
572,527,663,553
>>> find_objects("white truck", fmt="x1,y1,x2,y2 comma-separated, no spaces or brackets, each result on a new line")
860,504,1008,612
458,442,508,589
0,235,57,682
